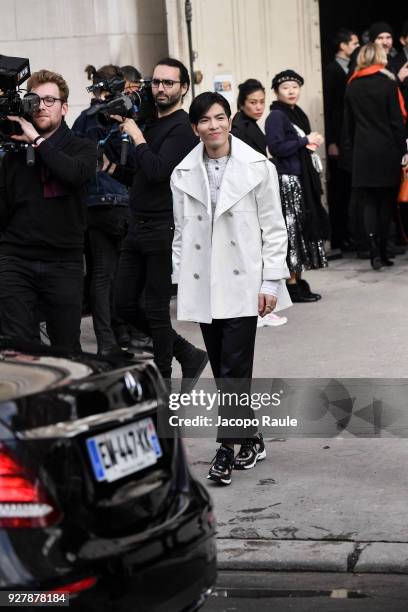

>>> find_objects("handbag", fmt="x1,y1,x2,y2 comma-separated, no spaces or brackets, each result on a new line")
397,166,408,203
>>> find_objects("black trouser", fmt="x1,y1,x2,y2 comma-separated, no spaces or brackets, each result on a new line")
87,206,128,352
200,316,258,444
356,187,396,241
349,188,367,251
0,255,83,351
115,220,175,379
327,158,351,249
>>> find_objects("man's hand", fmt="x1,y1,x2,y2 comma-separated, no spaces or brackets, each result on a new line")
328,143,339,157
119,117,146,146
7,116,39,143
398,62,408,83
258,293,277,317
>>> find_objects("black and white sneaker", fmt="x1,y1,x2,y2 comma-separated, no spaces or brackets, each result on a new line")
207,445,235,485
234,433,266,470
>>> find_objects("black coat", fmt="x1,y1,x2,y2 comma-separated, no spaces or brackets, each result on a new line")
343,72,406,188
231,111,267,157
323,60,348,146
389,51,408,106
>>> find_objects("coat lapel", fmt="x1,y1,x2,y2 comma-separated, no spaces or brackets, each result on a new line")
174,164,210,211
214,156,264,221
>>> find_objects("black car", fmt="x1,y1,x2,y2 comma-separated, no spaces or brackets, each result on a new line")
0,341,216,611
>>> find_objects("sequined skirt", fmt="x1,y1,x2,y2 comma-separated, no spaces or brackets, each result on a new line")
279,174,328,273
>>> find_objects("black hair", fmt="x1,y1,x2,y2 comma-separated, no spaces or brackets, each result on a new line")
189,91,231,124
333,28,356,52
85,64,122,84
154,57,190,89
401,20,408,39
237,78,265,109
120,65,142,82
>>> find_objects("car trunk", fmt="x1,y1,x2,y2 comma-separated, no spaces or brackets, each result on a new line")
0,352,183,557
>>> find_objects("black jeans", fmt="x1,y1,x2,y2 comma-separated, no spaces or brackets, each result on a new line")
87,206,128,351
0,255,83,351
115,220,175,379
200,316,258,444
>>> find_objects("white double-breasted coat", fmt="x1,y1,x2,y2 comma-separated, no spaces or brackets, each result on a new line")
170,134,291,323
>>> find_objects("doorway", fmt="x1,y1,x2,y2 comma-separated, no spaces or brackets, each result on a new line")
319,0,406,65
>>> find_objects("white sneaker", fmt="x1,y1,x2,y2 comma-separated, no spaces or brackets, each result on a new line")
257,313,288,327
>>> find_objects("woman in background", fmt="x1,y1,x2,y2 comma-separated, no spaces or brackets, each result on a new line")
232,79,287,327
344,43,406,270
265,70,329,302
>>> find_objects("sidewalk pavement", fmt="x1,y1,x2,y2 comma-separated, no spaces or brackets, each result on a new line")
81,252,408,573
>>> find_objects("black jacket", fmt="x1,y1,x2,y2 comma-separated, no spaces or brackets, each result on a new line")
343,72,406,188
389,51,408,106
231,111,267,156
0,121,96,260
113,109,198,230
72,104,129,207
323,60,348,146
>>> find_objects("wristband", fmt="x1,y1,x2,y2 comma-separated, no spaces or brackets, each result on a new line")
32,135,45,147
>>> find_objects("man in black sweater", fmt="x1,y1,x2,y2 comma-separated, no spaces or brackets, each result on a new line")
105,58,207,385
0,69,96,350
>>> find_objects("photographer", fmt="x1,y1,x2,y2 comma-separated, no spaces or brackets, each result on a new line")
0,69,96,350
72,64,132,357
105,57,207,385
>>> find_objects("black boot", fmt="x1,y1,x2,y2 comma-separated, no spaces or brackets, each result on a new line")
379,239,394,267
173,334,208,393
368,234,382,270
298,279,321,300
286,282,319,303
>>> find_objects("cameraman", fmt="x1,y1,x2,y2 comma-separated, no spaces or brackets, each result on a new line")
72,64,131,357
0,69,96,350
105,58,207,384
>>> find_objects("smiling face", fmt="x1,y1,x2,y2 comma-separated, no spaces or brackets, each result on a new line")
30,82,67,135
241,89,265,120
276,81,301,106
192,102,231,154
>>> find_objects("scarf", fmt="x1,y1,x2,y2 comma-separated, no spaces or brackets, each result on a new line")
270,100,330,241
348,64,407,122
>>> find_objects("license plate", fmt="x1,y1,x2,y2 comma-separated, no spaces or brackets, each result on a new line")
86,417,163,483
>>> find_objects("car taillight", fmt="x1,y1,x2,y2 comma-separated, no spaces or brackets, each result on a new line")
0,444,61,528
48,577,98,595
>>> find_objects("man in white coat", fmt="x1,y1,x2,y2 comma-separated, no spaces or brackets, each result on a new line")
171,92,290,485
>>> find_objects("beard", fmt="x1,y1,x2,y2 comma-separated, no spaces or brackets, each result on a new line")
32,115,62,135
154,90,183,111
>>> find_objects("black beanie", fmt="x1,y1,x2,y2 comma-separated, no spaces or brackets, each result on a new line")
368,22,393,42
271,69,304,90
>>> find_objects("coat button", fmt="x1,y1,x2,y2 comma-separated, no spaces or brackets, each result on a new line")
228,211,233,217
193,273,200,279
230,240,236,246
233,269,239,275
195,244,201,249
197,215,202,221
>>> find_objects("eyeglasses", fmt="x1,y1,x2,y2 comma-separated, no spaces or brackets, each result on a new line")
151,79,181,89
38,95,64,107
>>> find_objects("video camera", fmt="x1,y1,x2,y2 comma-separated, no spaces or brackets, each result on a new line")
86,74,156,126
86,73,156,164
0,55,40,165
